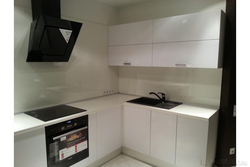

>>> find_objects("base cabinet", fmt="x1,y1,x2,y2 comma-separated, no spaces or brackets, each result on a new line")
176,113,219,167
176,116,208,167
150,111,177,165
14,129,47,167
96,107,122,159
123,105,151,155
123,105,218,167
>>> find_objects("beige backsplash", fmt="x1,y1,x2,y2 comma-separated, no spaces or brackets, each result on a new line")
119,66,222,107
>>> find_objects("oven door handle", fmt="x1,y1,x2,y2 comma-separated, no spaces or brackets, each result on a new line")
52,126,88,141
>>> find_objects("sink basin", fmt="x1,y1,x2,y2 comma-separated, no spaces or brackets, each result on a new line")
127,97,161,106
127,97,182,109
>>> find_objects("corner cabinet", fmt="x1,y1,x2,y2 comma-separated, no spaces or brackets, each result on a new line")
108,10,225,68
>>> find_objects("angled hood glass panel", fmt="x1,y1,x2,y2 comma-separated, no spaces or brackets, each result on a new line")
27,15,82,62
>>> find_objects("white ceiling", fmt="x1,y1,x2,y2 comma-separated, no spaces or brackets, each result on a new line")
96,0,152,8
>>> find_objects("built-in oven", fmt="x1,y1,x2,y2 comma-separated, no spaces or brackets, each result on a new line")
45,115,89,167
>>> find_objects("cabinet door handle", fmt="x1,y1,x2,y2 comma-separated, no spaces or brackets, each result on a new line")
175,63,188,67
123,63,131,65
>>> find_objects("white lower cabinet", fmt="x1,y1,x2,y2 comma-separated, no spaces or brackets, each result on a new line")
150,111,177,165
123,105,151,155
14,128,47,167
176,114,218,167
96,107,122,159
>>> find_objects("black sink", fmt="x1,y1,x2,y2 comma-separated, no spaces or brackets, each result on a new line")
127,97,182,109
127,97,161,106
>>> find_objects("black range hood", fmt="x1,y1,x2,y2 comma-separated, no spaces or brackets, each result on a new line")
26,0,82,62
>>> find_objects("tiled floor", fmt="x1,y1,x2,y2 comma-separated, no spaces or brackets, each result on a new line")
100,154,154,167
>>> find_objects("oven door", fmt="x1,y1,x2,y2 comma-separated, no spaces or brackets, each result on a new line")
46,126,89,167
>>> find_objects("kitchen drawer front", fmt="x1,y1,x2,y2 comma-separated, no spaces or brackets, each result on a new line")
109,20,153,46
153,11,222,43
153,40,220,68
109,44,152,66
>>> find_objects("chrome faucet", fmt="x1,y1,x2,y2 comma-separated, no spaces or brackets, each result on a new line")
149,92,166,103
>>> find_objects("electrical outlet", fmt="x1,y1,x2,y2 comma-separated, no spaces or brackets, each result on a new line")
103,90,114,95
229,148,235,155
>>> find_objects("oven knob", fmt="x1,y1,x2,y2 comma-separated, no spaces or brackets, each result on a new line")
61,126,65,130
74,123,77,126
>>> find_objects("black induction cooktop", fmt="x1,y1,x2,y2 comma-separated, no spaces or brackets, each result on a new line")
25,105,87,122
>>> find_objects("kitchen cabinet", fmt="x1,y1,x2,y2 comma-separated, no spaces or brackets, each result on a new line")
108,20,153,67
153,10,225,68
96,107,122,159
108,10,225,68
123,105,151,155
14,128,47,167
153,11,223,43
108,44,152,66
150,110,177,165
176,113,219,167
152,40,221,68
108,20,153,46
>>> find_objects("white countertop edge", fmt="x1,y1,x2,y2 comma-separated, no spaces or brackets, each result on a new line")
14,104,124,136
123,102,218,120
14,94,219,135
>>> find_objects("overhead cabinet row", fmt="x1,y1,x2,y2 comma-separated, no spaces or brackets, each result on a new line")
108,10,225,68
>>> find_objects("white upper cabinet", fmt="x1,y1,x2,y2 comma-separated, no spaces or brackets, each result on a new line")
108,10,225,68
153,11,223,43
109,44,152,66
153,40,221,68
153,10,225,68
109,20,153,46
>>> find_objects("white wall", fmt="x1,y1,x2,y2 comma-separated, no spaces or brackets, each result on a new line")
118,0,226,107
14,0,119,113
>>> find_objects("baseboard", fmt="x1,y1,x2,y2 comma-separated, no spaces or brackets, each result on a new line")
86,148,122,167
122,147,176,167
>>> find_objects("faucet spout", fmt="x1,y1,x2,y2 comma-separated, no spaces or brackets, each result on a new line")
149,92,166,103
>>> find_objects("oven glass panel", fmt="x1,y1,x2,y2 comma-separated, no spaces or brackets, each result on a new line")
49,127,88,163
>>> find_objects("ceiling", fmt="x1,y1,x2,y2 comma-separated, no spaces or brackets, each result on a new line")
96,0,152,8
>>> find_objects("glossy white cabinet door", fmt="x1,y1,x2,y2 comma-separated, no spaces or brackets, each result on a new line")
176,116,208,167
153,40,221,68
123,105,151,155
109,44,152,66
150,111,177,165
109,20,153,46
14,129,47,167
96,107,122,159
153,11,222,43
